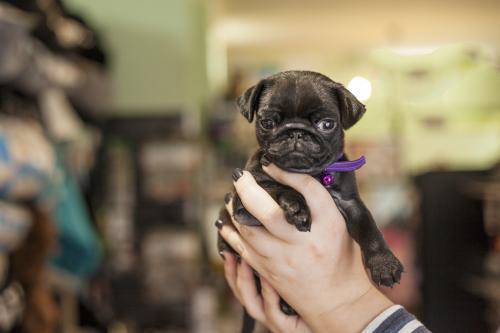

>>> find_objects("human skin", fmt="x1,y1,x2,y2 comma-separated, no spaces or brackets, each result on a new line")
218,164,393,333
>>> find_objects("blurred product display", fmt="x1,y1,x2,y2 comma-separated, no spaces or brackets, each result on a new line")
0,0,109,331
91,116,204,332
465,165,500,332
415,171,491,333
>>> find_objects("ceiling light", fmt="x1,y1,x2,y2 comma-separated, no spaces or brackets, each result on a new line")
347,76,372,102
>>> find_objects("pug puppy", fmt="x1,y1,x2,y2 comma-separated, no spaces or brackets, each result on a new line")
217,71,403,330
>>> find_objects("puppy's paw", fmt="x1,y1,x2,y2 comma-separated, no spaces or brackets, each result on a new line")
232,195,262,226
366,250,404,287
278,191,311,232
279,298,297,316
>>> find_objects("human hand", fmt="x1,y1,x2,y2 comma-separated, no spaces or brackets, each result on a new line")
218,164,393,333
222,251,312,333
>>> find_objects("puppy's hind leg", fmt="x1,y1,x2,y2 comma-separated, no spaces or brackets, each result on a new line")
232,193,263,227
279,299,297,316
217,208,237,256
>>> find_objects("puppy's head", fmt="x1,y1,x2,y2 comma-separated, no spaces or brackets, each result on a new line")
237,71,366,174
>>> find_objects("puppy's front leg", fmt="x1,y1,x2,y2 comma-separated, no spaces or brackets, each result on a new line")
276,189,312,232
231,174,311,232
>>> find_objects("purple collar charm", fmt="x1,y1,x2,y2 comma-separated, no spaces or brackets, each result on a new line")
321,154,366,186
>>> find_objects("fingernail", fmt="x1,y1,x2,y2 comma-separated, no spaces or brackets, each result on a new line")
219,251,225,260
232,168,244,182
224,192,233,204
214,219,224,230
261,154,270,166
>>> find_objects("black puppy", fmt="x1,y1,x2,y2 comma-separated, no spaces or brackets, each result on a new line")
217,70,403,332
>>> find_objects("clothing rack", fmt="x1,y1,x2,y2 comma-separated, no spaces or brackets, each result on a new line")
0,0,111,331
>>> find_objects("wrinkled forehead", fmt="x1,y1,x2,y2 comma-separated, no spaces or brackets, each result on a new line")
259,76,339,116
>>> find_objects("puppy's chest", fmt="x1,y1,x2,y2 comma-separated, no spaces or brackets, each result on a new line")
246,149,358,200
249,168,355,203
325,173,359,202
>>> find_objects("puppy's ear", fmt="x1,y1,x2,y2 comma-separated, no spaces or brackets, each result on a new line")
236,80,266,122
332,82,366,130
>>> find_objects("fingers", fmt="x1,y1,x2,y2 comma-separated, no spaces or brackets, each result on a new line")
260,277,283,321
223,252,311,333
223,253,265,322
223,252,242,303
225,199,285,253
261,278,310,333
233,170,298,240
218,223,263,271
236,260,266,323
262,164,344,224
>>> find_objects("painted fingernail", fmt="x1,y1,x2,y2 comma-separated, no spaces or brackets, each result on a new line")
219,251,225,260
214,219,224,230
232,168,244,182
224,192,233,204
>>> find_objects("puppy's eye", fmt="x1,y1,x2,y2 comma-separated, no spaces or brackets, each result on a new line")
316,119,336,131
260,119,276,129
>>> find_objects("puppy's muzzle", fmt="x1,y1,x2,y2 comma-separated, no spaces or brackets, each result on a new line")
288,130,308,140
276,122,317,140
269,123,323,156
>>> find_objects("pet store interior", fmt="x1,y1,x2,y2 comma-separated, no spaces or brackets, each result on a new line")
0,0,499,332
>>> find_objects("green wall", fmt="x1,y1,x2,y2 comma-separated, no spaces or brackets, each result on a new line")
65,0,207,114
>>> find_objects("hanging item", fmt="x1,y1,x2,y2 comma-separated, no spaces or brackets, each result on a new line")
0,201,32,253
0,281,24,332
49,144,102,278
0,116,55,203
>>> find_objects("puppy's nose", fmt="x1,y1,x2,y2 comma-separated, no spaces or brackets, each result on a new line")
289,131,304,140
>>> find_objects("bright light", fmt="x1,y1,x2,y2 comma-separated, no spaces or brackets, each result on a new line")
347,76,372,102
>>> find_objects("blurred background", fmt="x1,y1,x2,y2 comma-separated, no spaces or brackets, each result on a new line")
0,0,499,332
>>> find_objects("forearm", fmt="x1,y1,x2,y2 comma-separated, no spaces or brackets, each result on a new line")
303,287,431,333
303,287,393,333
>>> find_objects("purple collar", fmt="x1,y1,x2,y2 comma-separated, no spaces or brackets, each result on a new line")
321,153,366,186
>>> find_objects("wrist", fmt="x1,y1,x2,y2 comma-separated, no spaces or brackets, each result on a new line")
304,286,393,333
